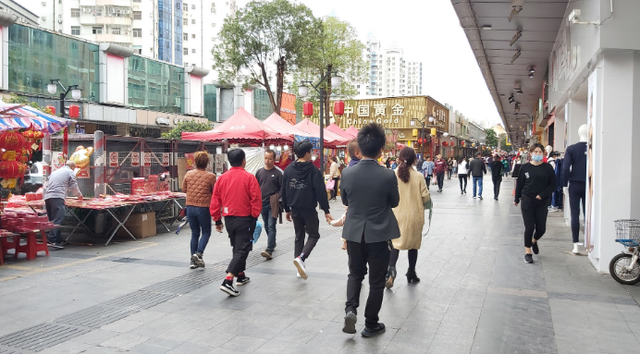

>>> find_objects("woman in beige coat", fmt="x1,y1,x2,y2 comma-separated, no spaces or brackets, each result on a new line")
386,147,430,288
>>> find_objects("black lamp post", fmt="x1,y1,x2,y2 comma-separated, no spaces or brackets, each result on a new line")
412,114,434,158
47,79,81,117
298,67,342,173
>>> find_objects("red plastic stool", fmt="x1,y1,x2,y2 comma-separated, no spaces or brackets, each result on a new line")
15,230,50,260
0,235,19,264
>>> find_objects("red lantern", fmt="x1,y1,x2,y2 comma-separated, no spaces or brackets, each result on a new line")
303,102,313,116
69,105,80,118
46,106,56,115
0,160,25,179
443,141,448,146
461,141,465,146
0,131,26,152
334,101,344,116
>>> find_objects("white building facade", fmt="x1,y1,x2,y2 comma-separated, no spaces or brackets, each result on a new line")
35,0,235,83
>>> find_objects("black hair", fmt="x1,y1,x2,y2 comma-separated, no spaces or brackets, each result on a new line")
529,143,545,153
228,149,245,167
264,149,276,158
293,140,313,158
476,152,482,157
347,139,360,158
357,123,386,158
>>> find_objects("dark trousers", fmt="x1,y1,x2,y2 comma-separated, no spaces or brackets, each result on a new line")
492,177,502,198
436,172,445,190
520,196,550,248
569,181,586,243
261,200,277,252
330,177,340,200
224,216,255,275
292,209,320,261
45,198,65,243
458,174,467,192
345,239,390,327
187,206,212,255
389,248,418,270
425,175,432,190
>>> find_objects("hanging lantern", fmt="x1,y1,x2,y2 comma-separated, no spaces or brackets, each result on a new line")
0,131,26,153
461,141,465,146
443,141,448,146
334,101,345,116
0,160,26,188
303,102,313,116
46,106,56,115
430,128,436,136
417,138,422,144
69,105,80,118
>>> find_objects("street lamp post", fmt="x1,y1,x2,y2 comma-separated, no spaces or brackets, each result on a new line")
411,115,435,159
47,79,81,158
298,67,342,173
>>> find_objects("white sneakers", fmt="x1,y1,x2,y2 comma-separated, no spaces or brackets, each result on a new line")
294,257,307,280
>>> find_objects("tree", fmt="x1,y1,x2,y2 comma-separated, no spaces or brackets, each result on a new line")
293,16,367,126
161,121,213,139
484,128,498,148
212,0,321,115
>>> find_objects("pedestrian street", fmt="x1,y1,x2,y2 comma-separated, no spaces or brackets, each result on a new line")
1,176,639,354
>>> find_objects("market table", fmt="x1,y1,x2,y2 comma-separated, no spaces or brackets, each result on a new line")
63,201,137,246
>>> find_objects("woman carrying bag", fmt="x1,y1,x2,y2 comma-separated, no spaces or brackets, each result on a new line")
386,147,430,288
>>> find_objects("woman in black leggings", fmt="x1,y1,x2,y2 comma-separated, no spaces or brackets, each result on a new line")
514,143,557,264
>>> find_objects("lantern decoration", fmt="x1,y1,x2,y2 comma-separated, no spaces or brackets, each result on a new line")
69,104,80,118
334,101,345,116
303,102,313,116
443,141,448,146
472,143,476,147
461,141,465,146
417,137,423,144
0,131,28,189
430,128,436,136
0,131,26,152
46,106,56,115
0,160,26,188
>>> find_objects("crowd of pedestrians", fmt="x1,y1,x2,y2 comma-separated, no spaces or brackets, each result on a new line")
173,121,559,338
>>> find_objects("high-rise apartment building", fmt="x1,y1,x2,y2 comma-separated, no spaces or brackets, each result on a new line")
359,38,422,98
35,0,235,83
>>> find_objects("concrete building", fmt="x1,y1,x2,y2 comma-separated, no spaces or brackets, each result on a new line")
452,0,640,273
0,0,38,26
359,38,422,97
35,0,235,82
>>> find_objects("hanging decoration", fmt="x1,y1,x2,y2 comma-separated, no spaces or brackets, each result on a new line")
303,102,313,117
334,101,345,116
0,130,28,188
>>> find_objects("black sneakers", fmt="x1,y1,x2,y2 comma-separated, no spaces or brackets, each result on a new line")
532,242,539,255
220,280,240,296
47,242,64,249
260,250,273,260
236,274,251,286
524,254,534,263
191,253,205,268
361,322,386,338
189,260,197,269
342,311,357,334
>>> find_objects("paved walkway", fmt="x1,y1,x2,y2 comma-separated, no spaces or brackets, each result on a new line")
1,175,640,354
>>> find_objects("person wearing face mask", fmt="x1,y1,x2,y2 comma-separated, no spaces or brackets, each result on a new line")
514,143,557,264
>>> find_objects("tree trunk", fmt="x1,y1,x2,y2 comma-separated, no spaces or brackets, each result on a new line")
275,57,286,115
259,62,277,116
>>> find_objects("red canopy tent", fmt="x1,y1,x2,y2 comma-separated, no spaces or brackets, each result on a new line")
295,119,349,148
182,107,291,144
346,126,359,138
263,113,312,138
326,123,355,141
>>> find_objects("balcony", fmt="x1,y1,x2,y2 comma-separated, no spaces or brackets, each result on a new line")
81,14,132,26
95,33,133,44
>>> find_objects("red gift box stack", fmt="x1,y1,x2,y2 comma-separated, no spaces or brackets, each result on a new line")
1,210,53,233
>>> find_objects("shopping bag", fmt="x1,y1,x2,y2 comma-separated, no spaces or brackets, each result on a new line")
252,220,263,244
423,198,433,237
325,178,335,190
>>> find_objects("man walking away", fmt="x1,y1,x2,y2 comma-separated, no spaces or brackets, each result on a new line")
340,123,400,338
44,160,83,249
421,155,435,190
210,149,262,297
469,152,487,200
255,149,282,260
491,154,504,200
434,154,447,193
282,140,333,280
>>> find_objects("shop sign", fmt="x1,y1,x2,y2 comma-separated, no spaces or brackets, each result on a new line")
185,153,196,170
143,152,152,167
77,165,90,179
131,152,140,167
109,151,119,167
162,153,170,166
156,117,170,126
346,102,405,127
52,152,65,172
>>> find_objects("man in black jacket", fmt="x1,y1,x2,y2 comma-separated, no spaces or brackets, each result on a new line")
469,152,487,200
282,140,332,280
491,154,504,200
339,123,400,338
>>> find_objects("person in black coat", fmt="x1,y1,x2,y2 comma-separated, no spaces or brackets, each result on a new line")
339,123,400,338
491,154,504,200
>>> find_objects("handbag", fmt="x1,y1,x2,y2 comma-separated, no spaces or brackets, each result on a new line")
252,220,263,244
326,178,335,190
423,198,433,237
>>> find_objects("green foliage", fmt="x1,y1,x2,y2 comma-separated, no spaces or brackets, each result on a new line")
161,121,213,139
5,94,55,115
292,16,367,125
484,128,498,148
499,134,513,152
212,0,321,115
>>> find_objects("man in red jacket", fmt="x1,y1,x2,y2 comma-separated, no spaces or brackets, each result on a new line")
434,154,447,193
210,149,262,297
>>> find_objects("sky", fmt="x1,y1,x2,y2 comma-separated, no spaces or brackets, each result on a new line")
282,0,502,127
21,0,501,127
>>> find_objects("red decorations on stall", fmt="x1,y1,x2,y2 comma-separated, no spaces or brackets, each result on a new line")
334,101,345,116
69,105,80,118
303,102,313,117
0,131,26,152
443,141,449,146
46,106,56,115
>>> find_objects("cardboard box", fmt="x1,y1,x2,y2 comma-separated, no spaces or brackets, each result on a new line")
116,212,157,239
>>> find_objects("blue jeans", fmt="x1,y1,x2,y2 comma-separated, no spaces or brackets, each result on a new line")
261,200,277,252
187,206,212,255
472,176,484,197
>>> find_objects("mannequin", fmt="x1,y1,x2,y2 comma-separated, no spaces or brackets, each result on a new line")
545,145,553,163
563,124,588,254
